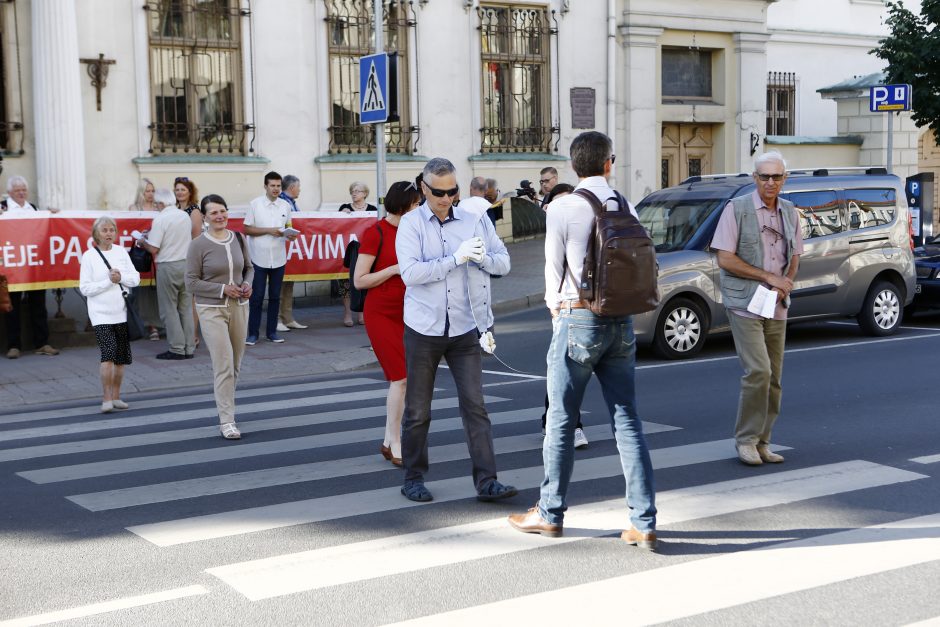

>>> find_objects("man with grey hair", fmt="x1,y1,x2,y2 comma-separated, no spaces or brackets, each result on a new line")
711,150,803,466
277,174,307,332
457,175,491,219
137,186,195,360
2,176,60,358
395,157,516,503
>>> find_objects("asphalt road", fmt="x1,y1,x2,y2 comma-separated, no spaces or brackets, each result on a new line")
2,308,940,626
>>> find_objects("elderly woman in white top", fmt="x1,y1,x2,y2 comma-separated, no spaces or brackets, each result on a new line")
79,216,141,413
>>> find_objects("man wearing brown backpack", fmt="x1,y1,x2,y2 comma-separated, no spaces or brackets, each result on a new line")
508,131,658,550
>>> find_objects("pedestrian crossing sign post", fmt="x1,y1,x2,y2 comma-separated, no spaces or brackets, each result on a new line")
359,53,392,124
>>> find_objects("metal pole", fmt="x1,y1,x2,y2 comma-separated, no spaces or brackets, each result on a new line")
886,112,894,174
374,0,387,218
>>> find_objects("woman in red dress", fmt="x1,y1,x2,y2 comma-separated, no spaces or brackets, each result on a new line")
354,181,420,466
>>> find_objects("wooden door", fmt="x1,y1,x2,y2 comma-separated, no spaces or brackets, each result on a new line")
660,123,714,189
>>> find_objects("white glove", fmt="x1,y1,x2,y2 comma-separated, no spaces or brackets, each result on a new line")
469,240,486,264
454,237,484,265
479,331,496,354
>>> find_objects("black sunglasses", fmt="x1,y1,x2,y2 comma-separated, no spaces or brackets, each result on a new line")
174,177,189,184
756,173,785,182
422,180,460,198
609,154,616,165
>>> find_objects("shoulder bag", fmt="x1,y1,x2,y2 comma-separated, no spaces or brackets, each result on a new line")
94,247,145,341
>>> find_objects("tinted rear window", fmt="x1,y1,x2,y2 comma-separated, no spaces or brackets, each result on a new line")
847,188,897,229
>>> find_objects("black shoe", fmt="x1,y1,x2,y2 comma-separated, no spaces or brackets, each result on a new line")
477,480,518,502
156,351,186,360
184,354,195,359
401,480,433,502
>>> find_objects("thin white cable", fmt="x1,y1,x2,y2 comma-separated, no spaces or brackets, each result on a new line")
465,220,542,377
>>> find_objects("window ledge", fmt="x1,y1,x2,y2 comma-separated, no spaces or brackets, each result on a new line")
314,153,429,164
133,155,270,165
469,153,565,162
766,135,865,146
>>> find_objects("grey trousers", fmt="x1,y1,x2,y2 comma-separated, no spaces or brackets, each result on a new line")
401,326,497,492
197,300,248,424
156,260,194,356
728,312,787,446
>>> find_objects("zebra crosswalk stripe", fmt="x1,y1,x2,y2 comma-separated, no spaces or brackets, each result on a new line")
65,421,676,511
0,395,472,464
0,378,382,424
125,438,760,547
205,459,924,601
394,510,940,625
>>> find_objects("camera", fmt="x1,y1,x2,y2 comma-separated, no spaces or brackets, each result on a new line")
516,179,537,200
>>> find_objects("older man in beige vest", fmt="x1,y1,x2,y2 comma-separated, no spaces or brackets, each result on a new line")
711,151,803,466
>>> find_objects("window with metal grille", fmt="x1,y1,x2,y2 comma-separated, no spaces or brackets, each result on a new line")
767,72,796,136
325,0,413,155
478,4,553,153
0,1,25,155
144,0,253,155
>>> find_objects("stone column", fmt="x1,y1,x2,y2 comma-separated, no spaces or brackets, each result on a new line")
733,32,771,172
32,0,87,211
620,26,663,201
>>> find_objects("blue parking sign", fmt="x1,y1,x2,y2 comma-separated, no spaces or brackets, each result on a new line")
359,53,388,124
869,84,912,112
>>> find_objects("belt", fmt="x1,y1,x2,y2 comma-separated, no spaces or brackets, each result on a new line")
559,300,588,310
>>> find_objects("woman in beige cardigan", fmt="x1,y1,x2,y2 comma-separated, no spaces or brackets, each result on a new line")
186,194,254,440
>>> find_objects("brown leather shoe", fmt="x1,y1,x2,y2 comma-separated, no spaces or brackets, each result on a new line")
757,444,785,463
622,527,658,551
508,506,562,538
35,344,59,356
380,445,393,461
736,444,763,466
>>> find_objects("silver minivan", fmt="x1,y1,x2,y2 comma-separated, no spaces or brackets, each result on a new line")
633,168,916,359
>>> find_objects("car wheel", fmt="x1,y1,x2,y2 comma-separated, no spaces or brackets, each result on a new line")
653,297,707,359
857,280,903,336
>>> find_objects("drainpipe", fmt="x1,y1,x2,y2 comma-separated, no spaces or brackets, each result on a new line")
607,0,617,188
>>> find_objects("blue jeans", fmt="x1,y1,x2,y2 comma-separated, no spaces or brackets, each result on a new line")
247,264,285,339
539,309,656,532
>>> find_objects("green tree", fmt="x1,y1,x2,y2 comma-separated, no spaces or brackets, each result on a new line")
872,1,940,142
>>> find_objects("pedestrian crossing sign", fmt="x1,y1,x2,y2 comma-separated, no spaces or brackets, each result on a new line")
360,53,391,124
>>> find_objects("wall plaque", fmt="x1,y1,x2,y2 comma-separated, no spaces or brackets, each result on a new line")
570,87,595,129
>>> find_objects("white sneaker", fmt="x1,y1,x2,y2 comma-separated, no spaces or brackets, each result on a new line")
574,428,589,449
286,320,308,329
276,322,290,332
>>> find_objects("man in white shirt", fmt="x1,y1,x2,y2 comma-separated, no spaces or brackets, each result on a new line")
508,131,658,550
2,176,60,358
243,171,295,345
457,176,492,219
138,187,194,360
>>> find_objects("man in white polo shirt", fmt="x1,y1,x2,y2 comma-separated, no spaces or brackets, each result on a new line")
243,171,296,345
138,187,194,360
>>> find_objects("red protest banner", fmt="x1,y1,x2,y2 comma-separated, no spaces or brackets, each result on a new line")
0,211,379,291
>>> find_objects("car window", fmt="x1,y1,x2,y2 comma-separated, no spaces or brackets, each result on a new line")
781,190,843,240
846,188,896,230
636,198,724,252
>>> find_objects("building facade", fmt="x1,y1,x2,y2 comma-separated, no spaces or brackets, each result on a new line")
0,0,899,214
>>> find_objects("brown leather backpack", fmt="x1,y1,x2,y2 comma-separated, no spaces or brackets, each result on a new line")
569,189,659,317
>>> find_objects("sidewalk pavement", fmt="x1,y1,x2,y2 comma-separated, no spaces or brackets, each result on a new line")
0,237,548,408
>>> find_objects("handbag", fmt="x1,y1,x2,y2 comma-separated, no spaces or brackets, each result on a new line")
129,244,153,273
94,247,145,341
0,274,12,313
344,223,383,313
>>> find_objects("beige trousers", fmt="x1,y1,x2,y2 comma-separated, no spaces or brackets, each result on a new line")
278,280,295,324
197,300,248,425
728,312,787,446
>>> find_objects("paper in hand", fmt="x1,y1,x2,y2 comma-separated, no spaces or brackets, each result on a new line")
746,284,778,319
